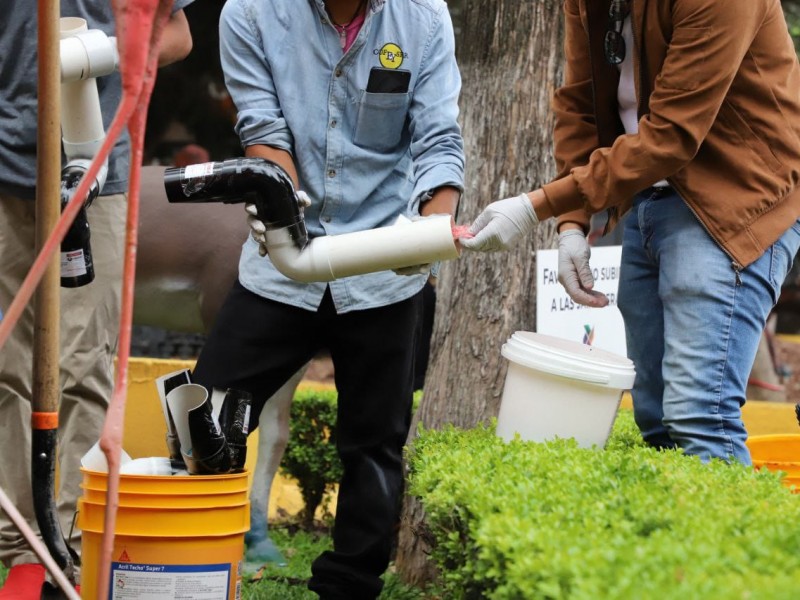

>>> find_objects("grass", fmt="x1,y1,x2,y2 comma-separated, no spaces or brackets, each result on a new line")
243,525,429,599
0,525,431,599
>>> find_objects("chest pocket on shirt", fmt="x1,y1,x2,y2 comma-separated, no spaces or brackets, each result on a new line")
353,90,411,151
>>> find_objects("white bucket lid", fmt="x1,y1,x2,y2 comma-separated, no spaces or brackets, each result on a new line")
501,331,636,389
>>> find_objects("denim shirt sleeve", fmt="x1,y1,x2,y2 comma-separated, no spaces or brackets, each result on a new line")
171,0,194,13
220,0,294,153
407,5,465,214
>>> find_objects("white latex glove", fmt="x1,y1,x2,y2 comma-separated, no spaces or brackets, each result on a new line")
558,229,609,308
246,190,311,257
459,193,539,252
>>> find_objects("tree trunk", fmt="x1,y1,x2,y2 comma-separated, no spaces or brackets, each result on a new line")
396,0,564,585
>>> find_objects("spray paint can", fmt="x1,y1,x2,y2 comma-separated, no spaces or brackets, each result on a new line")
60,162,100,288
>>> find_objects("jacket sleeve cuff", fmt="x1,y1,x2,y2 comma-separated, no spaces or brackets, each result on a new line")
541,175,585,218
556,210,591,235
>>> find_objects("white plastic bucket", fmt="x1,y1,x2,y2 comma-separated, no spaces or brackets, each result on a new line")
497,331,636,448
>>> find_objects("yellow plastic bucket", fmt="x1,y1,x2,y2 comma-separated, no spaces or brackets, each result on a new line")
77,469,249,599
746,434,800,493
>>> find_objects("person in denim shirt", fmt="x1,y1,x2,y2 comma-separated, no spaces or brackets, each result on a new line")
191,1,465,597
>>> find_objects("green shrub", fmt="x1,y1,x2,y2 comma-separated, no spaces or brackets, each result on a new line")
281,389,342,528
407,410,800,599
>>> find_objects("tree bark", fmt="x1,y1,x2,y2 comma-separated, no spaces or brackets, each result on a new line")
396,0,564,585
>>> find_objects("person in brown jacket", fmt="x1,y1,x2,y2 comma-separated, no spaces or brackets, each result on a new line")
460,0,800,465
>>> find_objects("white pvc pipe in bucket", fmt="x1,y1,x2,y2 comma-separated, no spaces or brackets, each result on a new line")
497,331,636,448
165,383,210,457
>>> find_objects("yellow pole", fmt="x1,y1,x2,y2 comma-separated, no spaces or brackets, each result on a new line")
34,0,60,426
33,0,76,584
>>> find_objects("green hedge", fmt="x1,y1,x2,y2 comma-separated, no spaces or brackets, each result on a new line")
281,389,342,527
407,410,800,599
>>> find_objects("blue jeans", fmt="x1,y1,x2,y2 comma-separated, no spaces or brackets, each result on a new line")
617,188,800,464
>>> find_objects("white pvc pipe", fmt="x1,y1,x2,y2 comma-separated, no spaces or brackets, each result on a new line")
59,18,111,160
60,18,117,83
163,159,463,283
165,383,210,457
264,214,459,283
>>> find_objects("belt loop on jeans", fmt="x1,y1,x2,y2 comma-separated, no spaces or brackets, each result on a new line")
642,185,672,199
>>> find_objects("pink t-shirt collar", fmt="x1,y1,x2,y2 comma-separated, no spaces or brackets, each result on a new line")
335,11,365,52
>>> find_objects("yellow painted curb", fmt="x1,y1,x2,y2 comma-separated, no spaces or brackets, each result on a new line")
620,392,798,436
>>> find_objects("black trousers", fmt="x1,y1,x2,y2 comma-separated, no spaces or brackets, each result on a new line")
192,281,423,599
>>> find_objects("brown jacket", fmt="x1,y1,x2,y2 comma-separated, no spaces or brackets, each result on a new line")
542,0,800,267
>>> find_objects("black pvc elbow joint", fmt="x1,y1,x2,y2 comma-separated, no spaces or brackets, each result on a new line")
163,157,309,250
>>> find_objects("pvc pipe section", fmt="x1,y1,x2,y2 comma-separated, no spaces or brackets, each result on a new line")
59,17,115,161
165,383,217,474
59,17,118,82
58,17,114,289
60,158,106,202
264,213,456,282
164,382,251,475
155,369,193,468
164,158,460,283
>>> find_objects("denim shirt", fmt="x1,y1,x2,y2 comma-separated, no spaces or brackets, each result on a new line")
220,0,465,313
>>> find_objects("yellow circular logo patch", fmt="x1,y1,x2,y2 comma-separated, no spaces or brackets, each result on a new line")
378,43,404,69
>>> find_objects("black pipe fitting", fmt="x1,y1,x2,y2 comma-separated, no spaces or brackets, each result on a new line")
217,388,252,472
163,157,309,250
185,396,232,475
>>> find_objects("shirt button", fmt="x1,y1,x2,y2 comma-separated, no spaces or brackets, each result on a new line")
328,169,336,178
323,216,332,223
330,120,337,128
335,68,343,77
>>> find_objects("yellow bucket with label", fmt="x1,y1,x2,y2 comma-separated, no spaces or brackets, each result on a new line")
746,434,800,493
77,469,249,599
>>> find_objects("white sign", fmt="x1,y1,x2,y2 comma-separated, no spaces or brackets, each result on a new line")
536,246,627,357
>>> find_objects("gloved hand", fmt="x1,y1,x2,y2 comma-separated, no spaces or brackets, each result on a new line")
558,229,609,308
246,190,311,257
459,193,539,252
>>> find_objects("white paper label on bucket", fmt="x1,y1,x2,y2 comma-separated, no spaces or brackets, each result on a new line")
110,562,230,599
